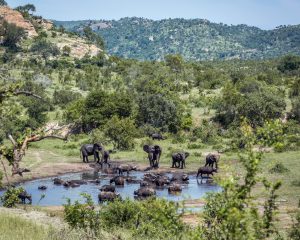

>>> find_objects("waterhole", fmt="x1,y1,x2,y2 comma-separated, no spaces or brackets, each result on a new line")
0,171,221,206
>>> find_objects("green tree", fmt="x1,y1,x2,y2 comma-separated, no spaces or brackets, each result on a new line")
0,21,25,50
15,4,36,17
83,26,105,49
0,0,7,6
31,39,60,59
62,45,71,56
278,55,300,73
137,93,183,133
103,116,138,150
291,97,300,123
197,121,282,240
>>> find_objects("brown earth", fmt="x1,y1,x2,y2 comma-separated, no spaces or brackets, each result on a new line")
0,6,38,37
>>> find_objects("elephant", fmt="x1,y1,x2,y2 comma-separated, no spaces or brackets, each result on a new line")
171,152,190,169
196,166,217,179
53,178,64,185
151,133,165,140
155,175,170,187
143,145,162,168
126,177,142,184
103,150,112,167
205,153,220,169
171,173,189,183
18,191,32,204
38,185,47,190
110,176,125,186
117,164,137,175
80,143,104,165
100,185,115,192
134,187,156,198
63,181,80,188
98,192,120,202
168,183,182,193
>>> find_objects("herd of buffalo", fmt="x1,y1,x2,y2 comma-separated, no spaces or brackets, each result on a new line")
17,133,220,204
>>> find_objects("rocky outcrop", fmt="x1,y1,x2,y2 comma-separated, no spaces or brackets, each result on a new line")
0,6,37,37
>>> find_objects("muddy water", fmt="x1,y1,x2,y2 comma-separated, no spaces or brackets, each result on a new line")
0,171,221,206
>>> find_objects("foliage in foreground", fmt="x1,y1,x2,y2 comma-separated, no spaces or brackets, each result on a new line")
64,195,186,239
0,187,24,208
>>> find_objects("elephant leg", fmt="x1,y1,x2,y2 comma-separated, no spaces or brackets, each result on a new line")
85,156,89,163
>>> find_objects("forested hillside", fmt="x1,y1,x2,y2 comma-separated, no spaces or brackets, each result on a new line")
1,2,300,239
55,18,300,60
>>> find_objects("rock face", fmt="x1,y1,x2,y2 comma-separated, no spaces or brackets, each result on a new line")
0,6,38,37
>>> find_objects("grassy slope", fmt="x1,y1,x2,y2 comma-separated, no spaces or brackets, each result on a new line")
0,212,50,240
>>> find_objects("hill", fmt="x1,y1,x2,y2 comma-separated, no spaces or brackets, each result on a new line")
55,18,300,61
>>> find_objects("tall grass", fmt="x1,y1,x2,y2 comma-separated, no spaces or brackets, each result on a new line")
0,212,50,240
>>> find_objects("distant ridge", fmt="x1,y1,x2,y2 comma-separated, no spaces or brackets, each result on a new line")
54,17,300,61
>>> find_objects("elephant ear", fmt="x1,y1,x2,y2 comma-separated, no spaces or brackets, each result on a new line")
143,145,150,153
185,152,190,158
154,145,162,155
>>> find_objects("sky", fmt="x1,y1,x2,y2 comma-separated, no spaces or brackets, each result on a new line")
6,0,300,29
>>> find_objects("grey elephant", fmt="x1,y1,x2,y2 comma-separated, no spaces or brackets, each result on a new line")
98,192,120,202
171,152,190,169
80,143,104,165
197,166,217,179
151,133,165,140
143,145,162,168
205,153,220,169
18,191,32,204
134,187,156,198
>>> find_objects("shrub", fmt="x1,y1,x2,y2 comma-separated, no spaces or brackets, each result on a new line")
1,187,24,208
187,142,203,149
101,199,141,228
0,21,25,49
192,120,220,144
31,39,60,59
289,208,300,239
52,89,81,108
64,194,100,233
291,180,300,187
269,163,290,174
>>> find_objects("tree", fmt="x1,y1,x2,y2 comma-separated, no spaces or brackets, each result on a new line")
83,26,105,49
291,97,300,122
137,93,183,133
165,54,183,73
103,116,138,150
216,83,286,127
0,83,69,179
197,121,282,240
0,0,7,6
278,55,300,73
0,21,25,50
15,4,36,17
62,45,71,56
30,39,60,59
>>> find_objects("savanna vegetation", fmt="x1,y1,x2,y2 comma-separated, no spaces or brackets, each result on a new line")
0,3,300,240
56,18,300,61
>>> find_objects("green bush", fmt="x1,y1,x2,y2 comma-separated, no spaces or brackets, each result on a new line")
1,187,24,208
187,142,203,149
269,163,290,174
64,194,100,233
0,21,25,49
289,208,300,239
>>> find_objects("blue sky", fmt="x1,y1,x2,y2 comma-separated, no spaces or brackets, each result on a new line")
6,0,300,29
